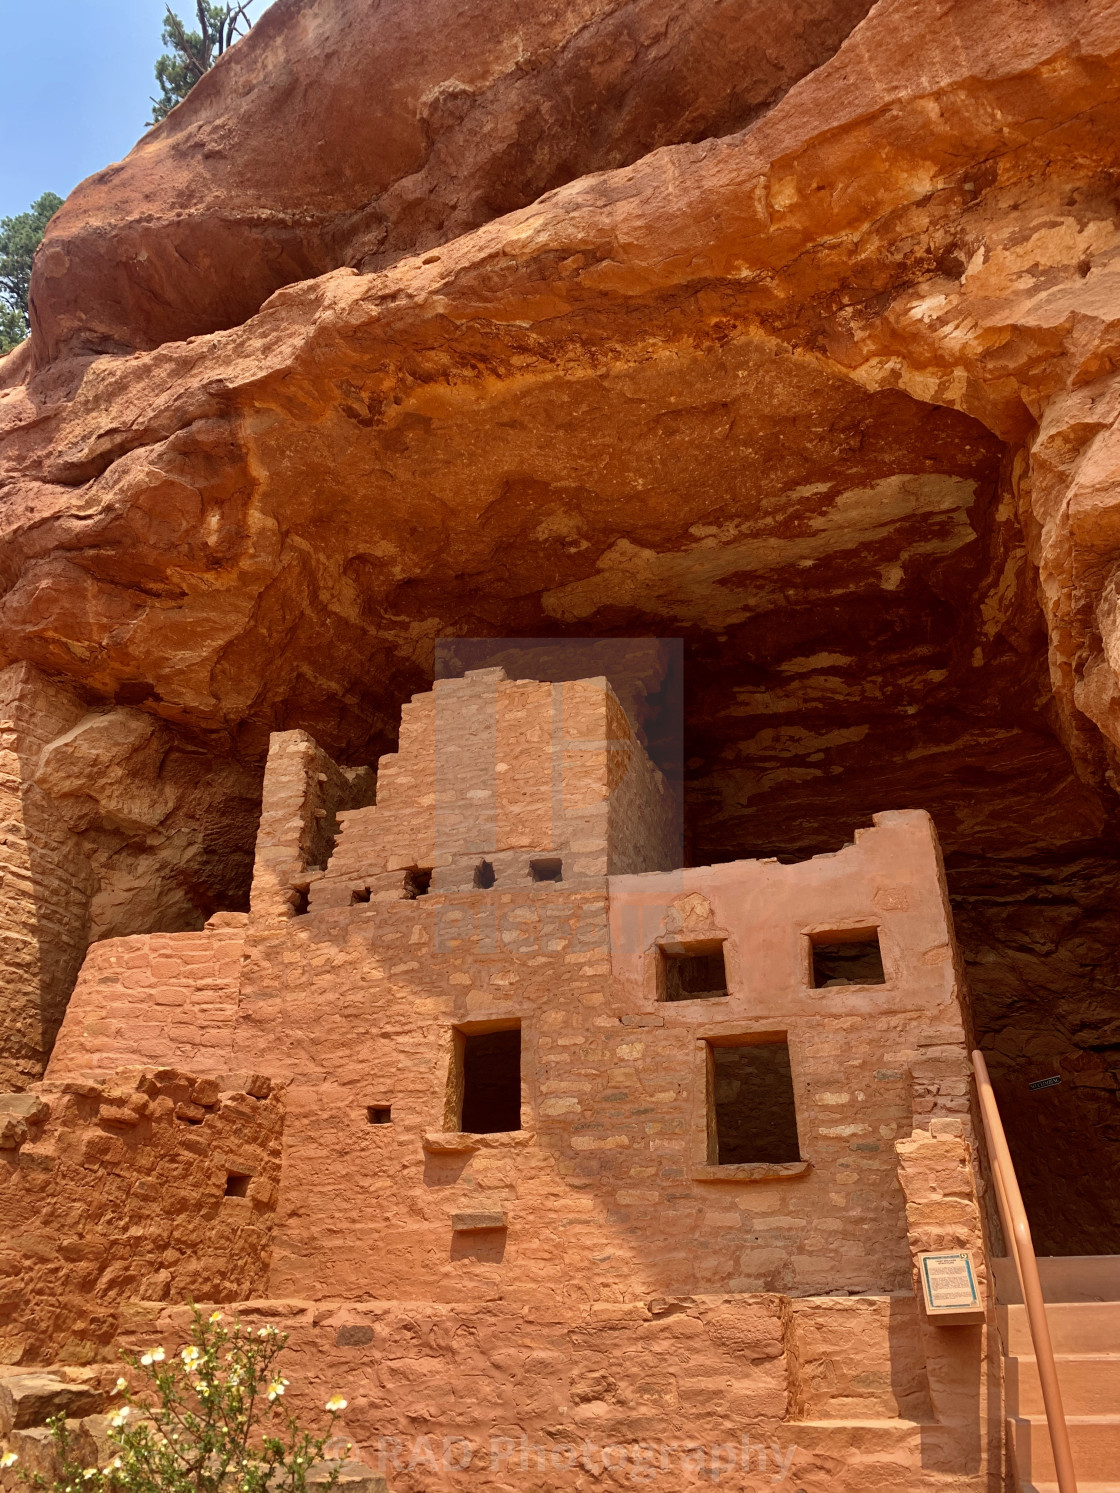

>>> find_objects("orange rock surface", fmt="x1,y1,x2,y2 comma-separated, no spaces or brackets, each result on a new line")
1,0,1119,1253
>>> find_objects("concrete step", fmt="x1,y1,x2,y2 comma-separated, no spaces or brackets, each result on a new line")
1008,1415,1120,1484
995,1256,1120,1305
1000,1301,1120,1356
1007,1354,1120,1416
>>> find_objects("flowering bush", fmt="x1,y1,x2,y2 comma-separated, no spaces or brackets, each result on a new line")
15,1308,347,1493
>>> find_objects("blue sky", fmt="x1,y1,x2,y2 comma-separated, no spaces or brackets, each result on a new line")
1,0,273,221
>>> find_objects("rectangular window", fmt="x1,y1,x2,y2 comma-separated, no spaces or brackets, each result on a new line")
809,927,885,987
660,939,728,1001
708,1038,800,1165
530,857,563,883
453,1026,522,1134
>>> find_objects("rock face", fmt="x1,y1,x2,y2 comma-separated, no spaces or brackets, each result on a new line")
2,0,1120,1244
27,0,875,360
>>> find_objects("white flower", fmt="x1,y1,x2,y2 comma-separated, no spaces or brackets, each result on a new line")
82,1468,96,1479
208,1311,223,1324
139,1347,164,1367
266,1378,289,1401
181,1346,200,1370
109,1407,131,1428
324,1396,347,1413
1,1451,18,1468
112,1378,128,1395
103,1459,122,1474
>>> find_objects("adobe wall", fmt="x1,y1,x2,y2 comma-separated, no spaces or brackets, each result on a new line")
34,699,997,1489
0,1067,282,1365
313,668,676,908
45,916,245,1080
0,664,94,1089
249,729,376,923
47,795,979,1307
217,808,973,1309
115,1281,997,1493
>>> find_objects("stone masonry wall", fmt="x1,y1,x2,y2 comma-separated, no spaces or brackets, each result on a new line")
46,918,245,1080
313,669,675,908
113,1286,978,1493
219,809,968,1308
249,729,375,923
0,1067,282,1365
0,664,95,1089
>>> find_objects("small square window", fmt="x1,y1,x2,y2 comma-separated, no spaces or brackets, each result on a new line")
403,867,432,898
809,928,885,987
660,940,728,1001
366,1105,392,1125
225,1173,251,1198
351,887,371,905
530,857,563,883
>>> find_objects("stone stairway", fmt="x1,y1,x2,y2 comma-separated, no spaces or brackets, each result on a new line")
997,1257,1120,1492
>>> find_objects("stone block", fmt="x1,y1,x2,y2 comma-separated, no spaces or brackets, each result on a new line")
0,1375,103,1434
451,1212,508,1231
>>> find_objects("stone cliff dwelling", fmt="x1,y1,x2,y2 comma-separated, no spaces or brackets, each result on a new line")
5,665,1001,1489
4,0,1120,1488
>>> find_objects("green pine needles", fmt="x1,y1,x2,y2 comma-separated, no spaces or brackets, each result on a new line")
151,4,257,123
10,1308,349,1493
0,192,63,355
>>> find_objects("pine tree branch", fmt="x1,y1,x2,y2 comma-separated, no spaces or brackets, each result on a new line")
163,6,209,79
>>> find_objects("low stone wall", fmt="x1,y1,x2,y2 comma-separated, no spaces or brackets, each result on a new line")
0,1066,282,1364
111,1287,989,1493
46,919,246,1079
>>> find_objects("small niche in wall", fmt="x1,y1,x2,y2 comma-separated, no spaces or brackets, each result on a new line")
351,887,371,905
530,857,563,883
708,1037,801,1165
452,1026,522,1134
291,885,310,916
474,860,496,889
403,867,432,898
809,927,885,987
366,1105,391,1125
660,939,728,1001
225,1172,251,1198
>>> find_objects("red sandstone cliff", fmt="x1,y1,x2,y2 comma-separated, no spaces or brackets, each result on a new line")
2,0,1120,1237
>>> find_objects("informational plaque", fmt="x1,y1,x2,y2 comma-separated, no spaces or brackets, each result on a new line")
916,1250,984,1324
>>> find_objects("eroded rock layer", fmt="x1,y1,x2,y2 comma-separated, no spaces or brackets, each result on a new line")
2,0,1120,1248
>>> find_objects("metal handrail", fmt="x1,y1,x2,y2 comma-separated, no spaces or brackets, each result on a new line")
972,1049,1078,1493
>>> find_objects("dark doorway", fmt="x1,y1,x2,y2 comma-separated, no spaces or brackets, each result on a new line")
460,1028,522,1134
710,1040,801,1164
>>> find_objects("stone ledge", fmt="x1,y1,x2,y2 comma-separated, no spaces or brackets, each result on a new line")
451,1211,508,1231
423,1130,535,1153
690,1161,813,1183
